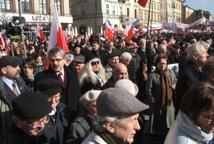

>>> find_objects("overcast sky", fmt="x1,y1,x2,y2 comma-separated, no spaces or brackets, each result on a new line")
184,0,214,15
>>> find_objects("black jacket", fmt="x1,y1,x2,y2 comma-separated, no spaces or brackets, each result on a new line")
2,125,47,144
175,60,203,112
34,65,81,114
0,77,28,142
43,103,72,144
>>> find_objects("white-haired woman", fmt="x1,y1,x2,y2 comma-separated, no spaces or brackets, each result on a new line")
79,57,107,94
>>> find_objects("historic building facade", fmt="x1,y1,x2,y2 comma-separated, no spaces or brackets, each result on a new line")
71,0,184,34
0,0,73,39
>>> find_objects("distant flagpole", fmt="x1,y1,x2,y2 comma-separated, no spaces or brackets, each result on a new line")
147,0,152,38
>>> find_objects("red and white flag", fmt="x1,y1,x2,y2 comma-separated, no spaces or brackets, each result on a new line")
124,23,135,43
36,23,46,41
104,19,114,41
0,29,6,47
0,35,5,47
45,5,69,69
48,6,69,52
138,0,148,7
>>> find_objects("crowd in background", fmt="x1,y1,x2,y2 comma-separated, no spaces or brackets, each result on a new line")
0,30,214,144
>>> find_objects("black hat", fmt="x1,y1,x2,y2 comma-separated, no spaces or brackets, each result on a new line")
73,55,85,63
107,51,120,59
37,78,62,97
96,88,149,117
84,53,99,64
12,91,52,119
0,55,22,67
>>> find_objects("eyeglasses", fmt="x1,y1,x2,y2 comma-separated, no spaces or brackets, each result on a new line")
48,94,61,101
91,61,99,66
25,116,49,128
201,113,214,121
49,57,64,63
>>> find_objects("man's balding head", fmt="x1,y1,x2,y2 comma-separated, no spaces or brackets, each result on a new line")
113,63,128,81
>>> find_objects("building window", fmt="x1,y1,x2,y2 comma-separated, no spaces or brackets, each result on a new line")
120,6,123,15
55,0,61,15
106,4,109,14
127,8,129,16
69,0,72,15
144,12,148,21
21,0,32,13
39,0,49,14
0,0,13,12
134,9,137,18
112,5,116,15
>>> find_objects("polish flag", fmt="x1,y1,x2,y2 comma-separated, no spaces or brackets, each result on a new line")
0,29,6,47
45,5,69,69
138,0,148,7
104,19,114,41
124,23,135,43
48,6,69,52
0,34,5,47
36,23,46,41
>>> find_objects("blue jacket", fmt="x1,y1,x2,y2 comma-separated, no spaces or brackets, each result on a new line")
165,111,214,144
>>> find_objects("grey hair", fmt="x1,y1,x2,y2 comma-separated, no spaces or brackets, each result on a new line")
120,52,132,62
48,48,66,58
186,42,206,60
158,44,167,53
198,41,210,50
92,115,122,132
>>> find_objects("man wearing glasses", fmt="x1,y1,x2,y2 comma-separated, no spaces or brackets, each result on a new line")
34,48,81,118
2,91,52,144
36,78,73,144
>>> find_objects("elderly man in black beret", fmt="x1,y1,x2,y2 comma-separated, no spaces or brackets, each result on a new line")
104,51,120,80
36,78,74,144
82,88,149,144
2,91,52,144
0,55,28,141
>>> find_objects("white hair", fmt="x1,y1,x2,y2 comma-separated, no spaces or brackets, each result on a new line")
120,52,132,62
79,58,107,86
186,42,206,60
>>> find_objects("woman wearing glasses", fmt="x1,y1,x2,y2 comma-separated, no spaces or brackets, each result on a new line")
165,83,214,144
79,56,107,94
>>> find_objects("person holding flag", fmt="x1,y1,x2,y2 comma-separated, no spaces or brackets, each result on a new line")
34,4,81,117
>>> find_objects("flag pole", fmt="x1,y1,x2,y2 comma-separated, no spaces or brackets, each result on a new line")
150,0,153,33
147,0,152,38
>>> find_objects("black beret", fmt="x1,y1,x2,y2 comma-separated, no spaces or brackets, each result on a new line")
96,88,149,117
36,78,62,97
0,56,22,67
107,51,120,59
12,91,52,119
84,53,99,64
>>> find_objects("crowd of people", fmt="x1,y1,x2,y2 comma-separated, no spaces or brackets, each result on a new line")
0,30,214,144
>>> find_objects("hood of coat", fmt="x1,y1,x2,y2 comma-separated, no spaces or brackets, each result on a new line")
177,111,213,143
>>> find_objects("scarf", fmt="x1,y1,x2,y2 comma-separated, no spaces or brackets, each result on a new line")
92,123,123,144
158,69,173,107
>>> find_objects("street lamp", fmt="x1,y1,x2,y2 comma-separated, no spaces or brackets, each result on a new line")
18,0,22,16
